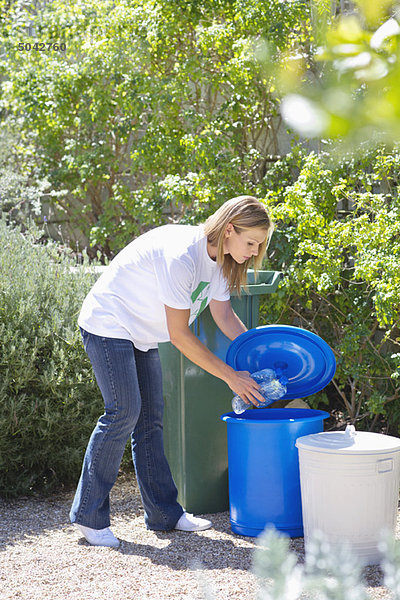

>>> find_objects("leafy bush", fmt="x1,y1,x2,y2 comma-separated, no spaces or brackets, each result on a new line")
251,528,399,600
0,118,49,229
0,218,103,497
279,0,400,149
0,0,310,257
260,145,400,431
196,527,400,599
253,528,368,600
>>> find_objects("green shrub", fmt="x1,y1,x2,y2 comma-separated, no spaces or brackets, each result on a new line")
0,218,103,497
0,0,310,257
0,118,49,229
260,146,400,431
196,527,400,599
250,528,399,600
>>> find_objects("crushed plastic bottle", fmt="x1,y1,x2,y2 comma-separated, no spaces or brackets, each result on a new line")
232,368,288,414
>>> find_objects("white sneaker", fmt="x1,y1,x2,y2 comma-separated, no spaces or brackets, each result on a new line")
75,523,120,548
174,512,212,532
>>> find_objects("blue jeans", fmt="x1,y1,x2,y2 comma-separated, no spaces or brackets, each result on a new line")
69,328,183,530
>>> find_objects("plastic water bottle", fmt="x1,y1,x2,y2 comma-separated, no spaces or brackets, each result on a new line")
232,368,288,414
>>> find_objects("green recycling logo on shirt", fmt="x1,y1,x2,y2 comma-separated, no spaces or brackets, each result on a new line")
191,281,210,318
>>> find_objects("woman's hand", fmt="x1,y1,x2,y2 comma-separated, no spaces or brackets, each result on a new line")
224,370,265,407
164,306,264,406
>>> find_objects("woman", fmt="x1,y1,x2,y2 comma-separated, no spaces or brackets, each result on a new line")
70,195,273,547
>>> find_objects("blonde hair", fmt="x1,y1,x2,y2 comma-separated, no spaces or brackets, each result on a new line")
203,196,274,295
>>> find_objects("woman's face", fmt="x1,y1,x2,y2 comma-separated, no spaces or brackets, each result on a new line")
223,225,268,264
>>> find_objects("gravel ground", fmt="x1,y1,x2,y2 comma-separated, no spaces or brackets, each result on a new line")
0,473,395,600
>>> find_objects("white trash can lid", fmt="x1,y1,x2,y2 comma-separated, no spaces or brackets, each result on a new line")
296,425,400,455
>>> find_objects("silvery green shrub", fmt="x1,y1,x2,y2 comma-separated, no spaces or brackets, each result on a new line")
0,218,102,497
194,528,399,600
251,528,397,600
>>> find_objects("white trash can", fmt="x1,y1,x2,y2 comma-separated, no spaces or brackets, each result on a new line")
296,425,400,566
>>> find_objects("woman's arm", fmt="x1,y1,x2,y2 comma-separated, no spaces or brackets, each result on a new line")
164,305,264,406
208,298,247,341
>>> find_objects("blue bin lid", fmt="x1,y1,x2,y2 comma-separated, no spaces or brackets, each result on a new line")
225,325,336,400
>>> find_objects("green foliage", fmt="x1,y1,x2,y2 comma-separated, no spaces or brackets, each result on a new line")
0,118,49,227
280,0,400,149
196,527,400,599
0,217,103,497
251,527,386,599
260,146,400,430
0,0,310,256
253,529,304,599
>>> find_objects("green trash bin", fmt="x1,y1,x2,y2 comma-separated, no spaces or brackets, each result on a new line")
159,270,283,514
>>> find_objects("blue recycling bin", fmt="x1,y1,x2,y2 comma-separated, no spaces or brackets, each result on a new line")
221,325,335,537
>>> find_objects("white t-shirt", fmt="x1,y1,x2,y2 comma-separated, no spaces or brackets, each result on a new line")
78,224,230,351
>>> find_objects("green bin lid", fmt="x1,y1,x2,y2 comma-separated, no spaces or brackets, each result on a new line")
231,270,283,296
